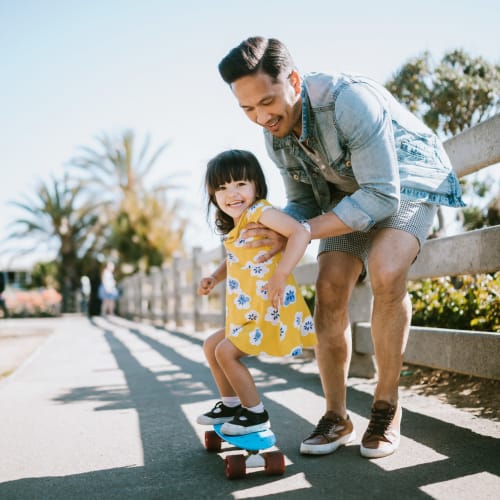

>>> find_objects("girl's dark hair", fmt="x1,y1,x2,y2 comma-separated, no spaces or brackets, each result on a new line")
205,149,268,234
219,36,296,84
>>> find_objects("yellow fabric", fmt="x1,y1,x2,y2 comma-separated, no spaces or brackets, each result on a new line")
223,199,317,357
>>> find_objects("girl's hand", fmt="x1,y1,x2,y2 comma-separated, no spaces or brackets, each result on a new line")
197,276,216,295
241,222,287,263
264,272,287,309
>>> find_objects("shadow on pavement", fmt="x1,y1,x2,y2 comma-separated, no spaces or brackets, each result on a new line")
1,318,498,499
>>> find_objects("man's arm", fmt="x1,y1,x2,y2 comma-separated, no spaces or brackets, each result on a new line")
308,211,353,240
329,83,400,231
243,157,322,262
282,83,401,240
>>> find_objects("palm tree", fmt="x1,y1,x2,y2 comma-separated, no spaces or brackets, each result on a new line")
69,130,186,272
5,174,104,311
69,130,181,210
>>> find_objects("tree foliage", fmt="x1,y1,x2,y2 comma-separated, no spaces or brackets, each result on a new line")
4,130,187,311
110,191,185,274
69,130,186,274
6,175,104,310
458,175,500,231
386,49,500,137
387,49,500,332
387,49,500,232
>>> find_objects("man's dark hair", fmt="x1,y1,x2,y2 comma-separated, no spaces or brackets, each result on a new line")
218,36,296,84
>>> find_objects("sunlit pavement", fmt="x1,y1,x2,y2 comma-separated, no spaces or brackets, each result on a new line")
0,316,499,499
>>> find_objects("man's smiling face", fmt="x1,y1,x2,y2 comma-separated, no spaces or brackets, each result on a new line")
231,70,303,138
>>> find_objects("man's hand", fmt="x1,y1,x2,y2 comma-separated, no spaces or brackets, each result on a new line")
241,222,287,262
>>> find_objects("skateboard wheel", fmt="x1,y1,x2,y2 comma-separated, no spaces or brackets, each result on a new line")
205,430,222,452
264,451,285,476
225,454,246,479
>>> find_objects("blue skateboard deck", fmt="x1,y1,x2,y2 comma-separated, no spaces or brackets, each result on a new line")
213,423,276,451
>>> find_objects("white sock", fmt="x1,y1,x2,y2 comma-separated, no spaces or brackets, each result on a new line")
222,396,241,408
246,402,265,414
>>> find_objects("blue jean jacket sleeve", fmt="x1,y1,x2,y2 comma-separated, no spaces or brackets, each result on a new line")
280,167,322,221
332,83,400,231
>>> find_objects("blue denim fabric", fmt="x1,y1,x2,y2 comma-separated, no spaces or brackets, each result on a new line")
264,72,465,231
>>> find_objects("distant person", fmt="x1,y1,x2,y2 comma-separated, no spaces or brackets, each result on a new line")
0,271,8,318
80,275,91,314
196,149,316,435
218,37,465,457
99,262,118,315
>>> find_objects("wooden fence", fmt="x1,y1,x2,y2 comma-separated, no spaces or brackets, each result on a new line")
119,114,500,381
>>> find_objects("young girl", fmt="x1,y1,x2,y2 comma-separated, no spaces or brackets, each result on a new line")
196,149,316,436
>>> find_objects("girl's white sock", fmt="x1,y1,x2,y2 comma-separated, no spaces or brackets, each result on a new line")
246,402,265,414
222,396,241,408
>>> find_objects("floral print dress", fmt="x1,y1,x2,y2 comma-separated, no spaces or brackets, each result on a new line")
223,199,317,357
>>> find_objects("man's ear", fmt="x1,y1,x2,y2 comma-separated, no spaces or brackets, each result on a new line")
289,70,301,94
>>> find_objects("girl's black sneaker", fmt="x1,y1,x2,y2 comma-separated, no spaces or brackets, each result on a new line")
196,401,242,425
220,408,270,435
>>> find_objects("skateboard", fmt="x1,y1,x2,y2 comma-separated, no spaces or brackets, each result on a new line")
204,424,285,479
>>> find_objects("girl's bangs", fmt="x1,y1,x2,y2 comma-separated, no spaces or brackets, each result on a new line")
208,156,250,189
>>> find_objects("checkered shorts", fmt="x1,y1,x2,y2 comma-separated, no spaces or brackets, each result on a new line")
318,198,438,267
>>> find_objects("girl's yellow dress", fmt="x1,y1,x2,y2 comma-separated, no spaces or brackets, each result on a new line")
223,199,317,357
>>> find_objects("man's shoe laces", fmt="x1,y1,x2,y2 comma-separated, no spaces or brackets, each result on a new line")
307,415,340,438
365,406,395,441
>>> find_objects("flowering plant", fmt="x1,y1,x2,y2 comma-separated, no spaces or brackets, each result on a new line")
3,288,62,317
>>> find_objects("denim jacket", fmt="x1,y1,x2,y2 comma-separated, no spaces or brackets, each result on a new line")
265,72,465,231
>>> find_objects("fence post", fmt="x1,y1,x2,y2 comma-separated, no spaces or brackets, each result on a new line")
173,254,183,327
348,281,376,378
161,265,170,326
133,273,140,319
150,267,160,323
120,276,128,318
137,271,146,319
192,247,203,331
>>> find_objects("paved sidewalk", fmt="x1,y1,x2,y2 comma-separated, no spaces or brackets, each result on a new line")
0,316,499,499
0,317,55,378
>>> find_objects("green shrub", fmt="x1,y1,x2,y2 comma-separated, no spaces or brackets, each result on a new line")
300,284,316,313
408,272,499,332
302,272,500,332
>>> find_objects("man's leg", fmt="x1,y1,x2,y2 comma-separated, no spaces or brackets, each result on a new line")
300,251,362,455
315,251,363,415
361,228,419,458
368,228,419,403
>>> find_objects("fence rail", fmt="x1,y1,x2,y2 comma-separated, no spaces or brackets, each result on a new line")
119,114,500,381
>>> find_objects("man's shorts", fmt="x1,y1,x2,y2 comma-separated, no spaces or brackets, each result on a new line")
318,197,438,274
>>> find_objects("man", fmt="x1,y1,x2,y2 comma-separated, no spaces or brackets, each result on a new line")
217,37,464,458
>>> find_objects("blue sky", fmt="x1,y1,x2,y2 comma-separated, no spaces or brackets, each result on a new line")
1,0,499,266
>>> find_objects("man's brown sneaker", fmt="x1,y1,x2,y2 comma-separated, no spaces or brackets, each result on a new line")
300,411,356,455
360,400,401,458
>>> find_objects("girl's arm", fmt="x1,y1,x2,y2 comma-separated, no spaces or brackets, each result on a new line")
197,259,227,296
258,208,311,307
209,260,227,284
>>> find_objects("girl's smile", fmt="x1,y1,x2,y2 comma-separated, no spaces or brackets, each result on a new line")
215,179,257,223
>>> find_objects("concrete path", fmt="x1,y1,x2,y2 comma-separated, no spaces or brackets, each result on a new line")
0,316,499,499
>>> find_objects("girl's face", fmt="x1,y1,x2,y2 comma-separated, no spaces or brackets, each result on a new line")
214,179,257,222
